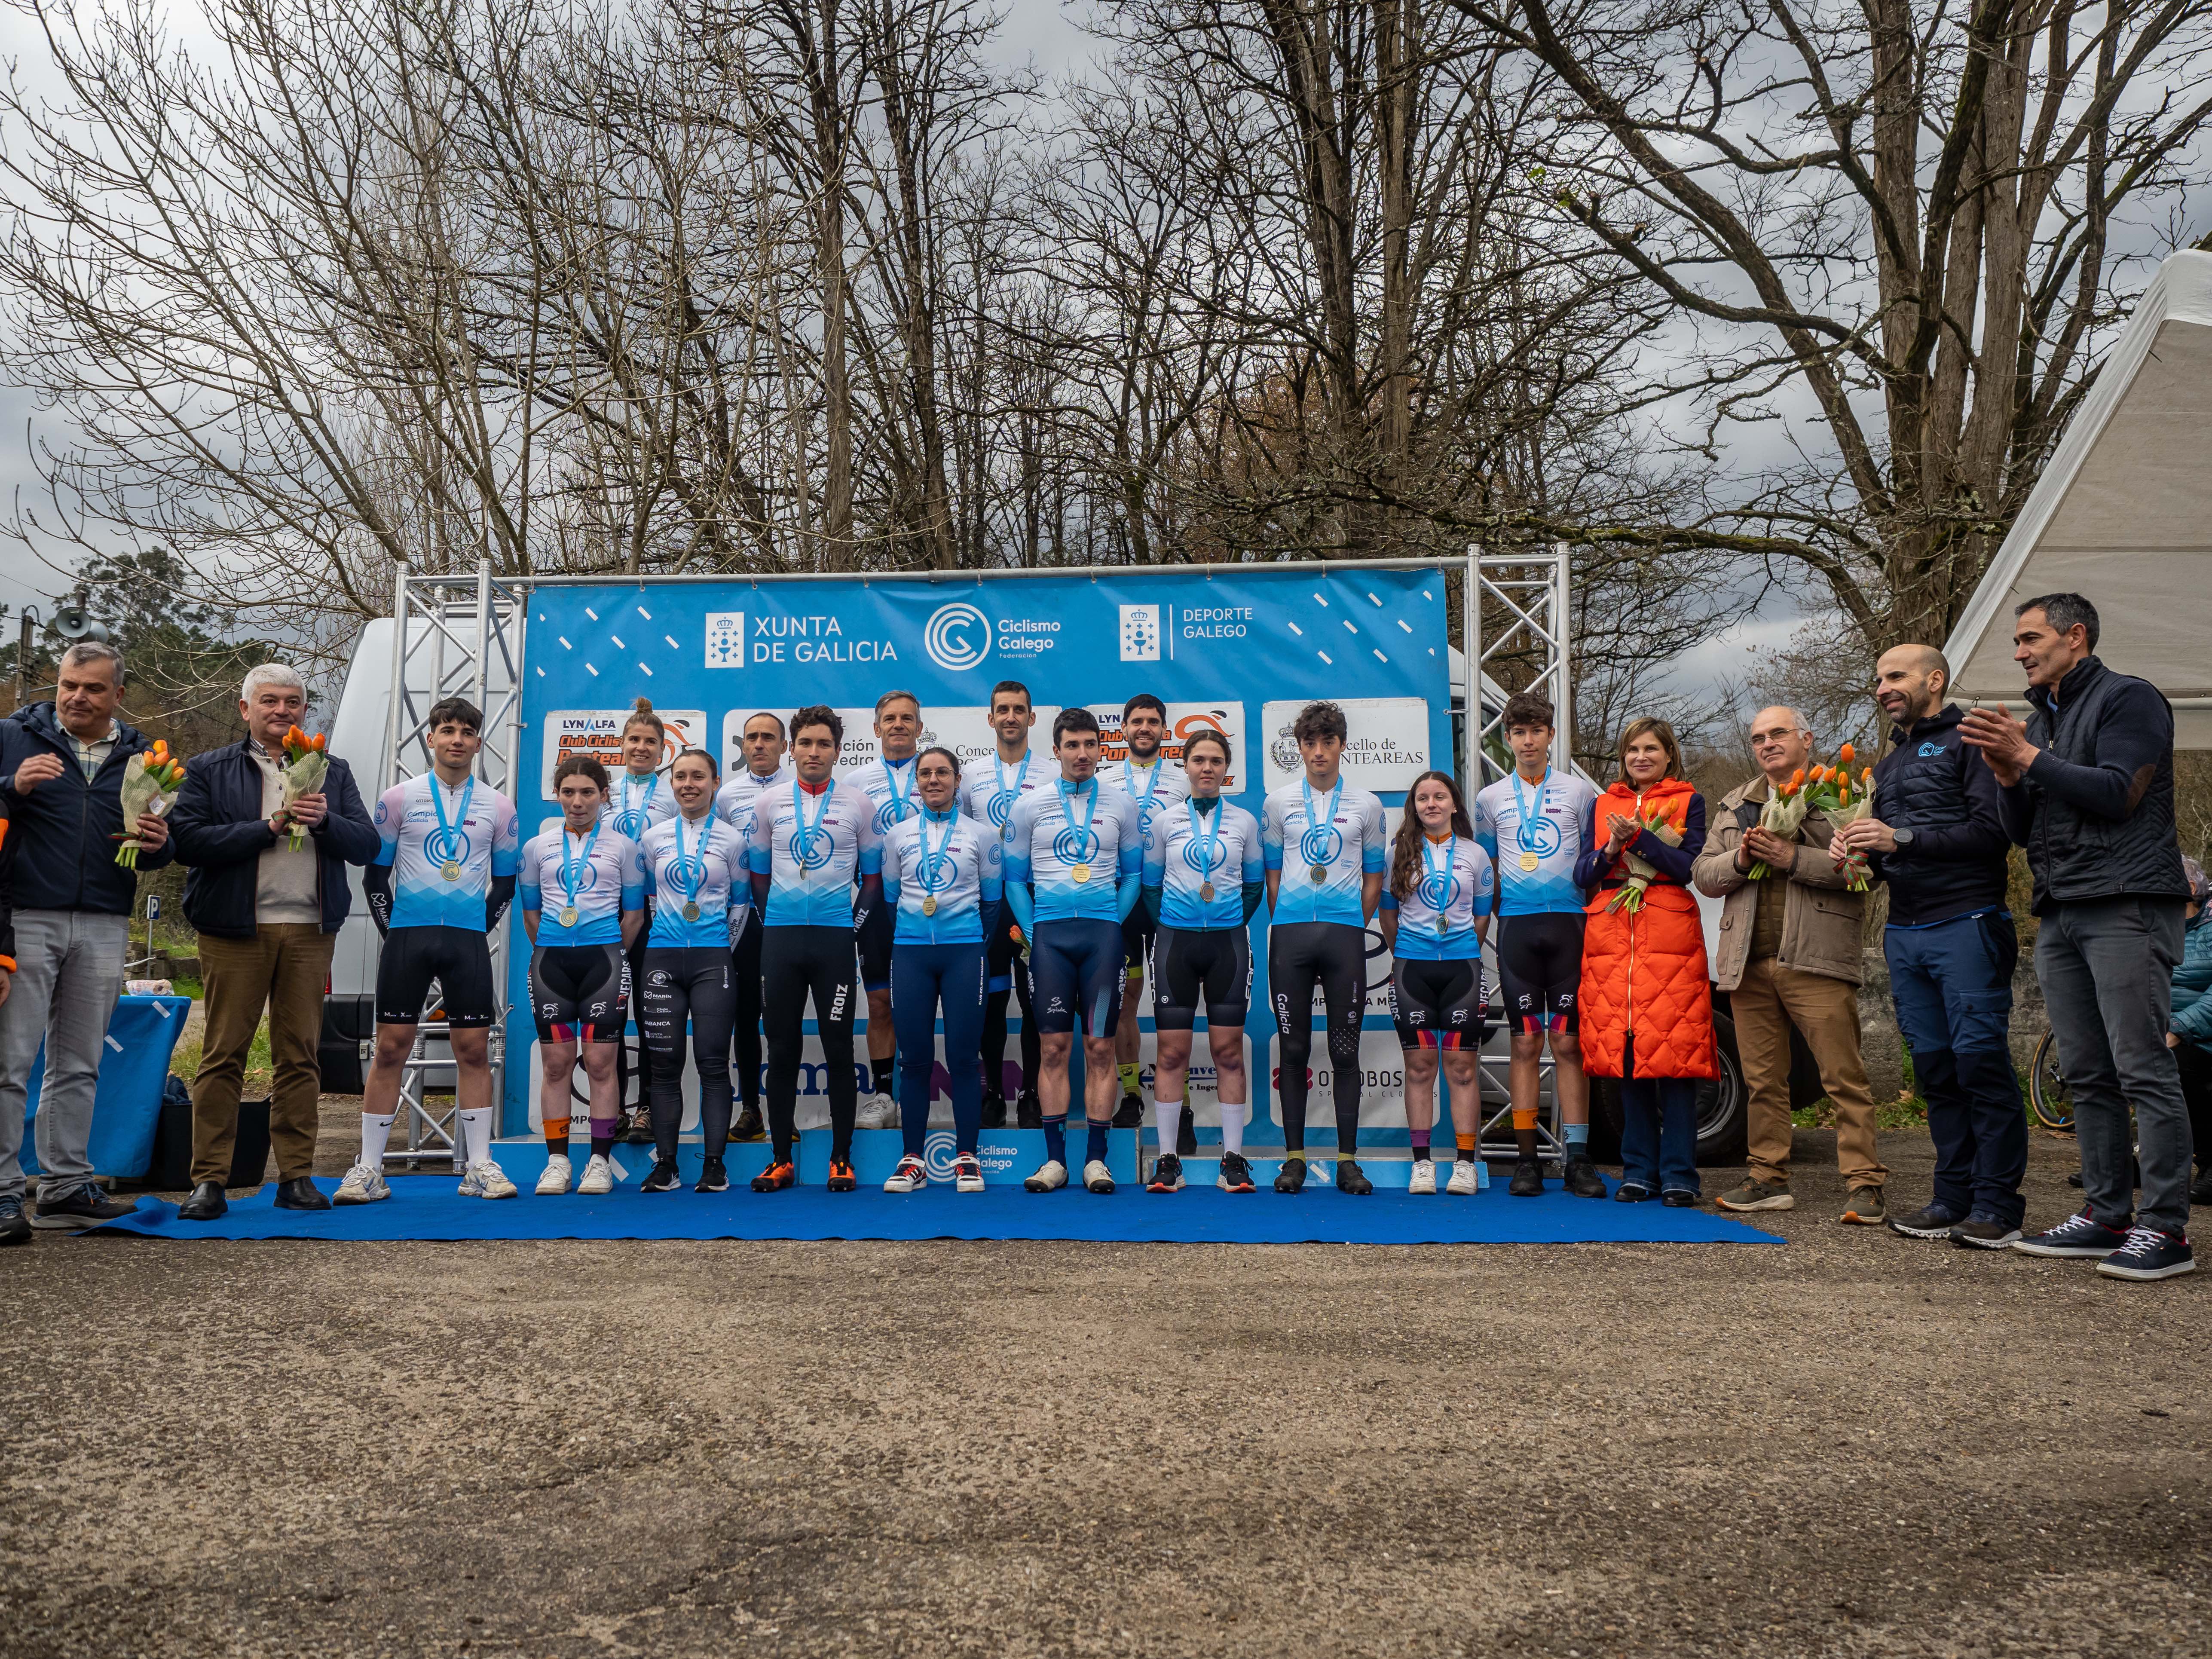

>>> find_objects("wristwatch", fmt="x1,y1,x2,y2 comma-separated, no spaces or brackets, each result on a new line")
1891,826,1916,848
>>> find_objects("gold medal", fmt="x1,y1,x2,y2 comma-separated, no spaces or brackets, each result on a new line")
922,894,938,917
558,905,579,927
1199,881,1216,903
682,901,701,922
1071,863,1092,884
1519,850,1539,872
440,858,461,882
1308,863,1328,883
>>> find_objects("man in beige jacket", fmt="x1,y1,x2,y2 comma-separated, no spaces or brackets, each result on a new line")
1693,705,1888,1221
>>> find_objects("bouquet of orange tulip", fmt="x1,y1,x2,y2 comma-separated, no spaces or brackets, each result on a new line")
114,741,186,867
1744,766,1810,881
1604,804,1681,914
1800,743,1878,892
280,725,330,851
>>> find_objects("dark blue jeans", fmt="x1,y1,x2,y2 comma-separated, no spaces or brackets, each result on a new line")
1618,1076,1699,1194
1886,910,2027,1227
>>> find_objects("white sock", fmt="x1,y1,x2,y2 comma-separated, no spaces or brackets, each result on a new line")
358,1113,395,1167
458,1108,493,1166
1220,1099,1244,1157
1154,1094,1182,1155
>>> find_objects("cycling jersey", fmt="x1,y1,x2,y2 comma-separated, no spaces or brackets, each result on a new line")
1145,796,1265,931
854,754,924,838
1261,778,1388,927
639,811,750,948
1475,767,1599,917
1378,834,1495,960
517,821,647,946
714,764,793,838
604,769,678,840
371,774,521,931
881,805,1003,946
1004,777,1144,925
960,749,1046,839
1111,754,1189,838
746,778,883,928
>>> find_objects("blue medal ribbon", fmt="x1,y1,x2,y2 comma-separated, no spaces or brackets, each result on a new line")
790,779,835,872
673,812,708,915
1186,796,1223,905
1061,778,1100,879
1300,776,1343,880
1418,835,1457,925
560,819,601,922
430,774,474,880
618,770,658,835
882,756,917,823
991,750,1031,836
1510,766,1551,850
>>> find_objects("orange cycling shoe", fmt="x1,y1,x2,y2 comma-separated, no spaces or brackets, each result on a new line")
750,1160,796,1193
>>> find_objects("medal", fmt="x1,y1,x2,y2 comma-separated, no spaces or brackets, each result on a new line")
559,818,601,931
1520,849,1539,872
1511,765,1553,874
1072,863,1093,884
430,774,474,885
559,906,579,927
1199,882,1216,902
1309,863,1328,883
673,811,709,921
1059,779,1100,888
922,894,938,917
1299,775,1343,892
682,901,701,922
440,858,461,882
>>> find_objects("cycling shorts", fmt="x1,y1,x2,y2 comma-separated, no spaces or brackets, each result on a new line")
1389,956,1486,1050
857,900,896,992
1496,912,1582,1034
529,943,630,1044
1028,918,1125,1036
1152,925,1251,1032
1122,905,1157,976
375,925,498,1028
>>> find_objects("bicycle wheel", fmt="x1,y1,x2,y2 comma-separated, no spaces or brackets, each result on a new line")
2027,1029,2074,1133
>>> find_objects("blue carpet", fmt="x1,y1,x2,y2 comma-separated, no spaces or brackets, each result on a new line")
90,1177,1779,1245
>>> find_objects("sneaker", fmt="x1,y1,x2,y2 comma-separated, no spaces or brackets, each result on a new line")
1112,1093,1144,1128
1613,1181,1655,1203
1715,1178,1793,1212
1016,1091,1043,1130
751,1160,796,1193
1446,1160,1483,1197
1953,1217,2022,1249
884,1154,928,1194
954,1153,986,1193
1841,1186,1886,1225
1083,1159,1117,1194
1335,1159,1373,1195
1508,1159,1544,1197
695,1157,729,1194
1407,1159,1437,1196
1217,1151,1256,1193
2097,1224,2195,1281
458,1160,518,1200
639,1158,682,1193
1146,1154,1185,1194
333,1161,390,1205
732,1105,766,1142
1887,1202,1963,1240
535,1154,573,1196
854,1093,898,1131
981,1093,1008,1129
1176,1111,1198,1157
1025,1158,1068,1193
826,1159,858,1192
1661,1188,1701,1207
619,1109,655,1145
1563,1156,1608,1199
2014,1208,2130,1257
29,1183,138,1229
577,1153,617,1196
1273,1157,1308,1194
0,1194,28,1246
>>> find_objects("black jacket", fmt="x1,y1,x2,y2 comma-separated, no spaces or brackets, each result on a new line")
170,740,380,939
1865,704,2011,927
1995,656,2190,914
0,702,176,914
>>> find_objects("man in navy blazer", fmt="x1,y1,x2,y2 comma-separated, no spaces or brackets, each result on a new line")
169,663,378,1218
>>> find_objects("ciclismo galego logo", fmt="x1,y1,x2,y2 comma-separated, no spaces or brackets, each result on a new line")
924,602,992,672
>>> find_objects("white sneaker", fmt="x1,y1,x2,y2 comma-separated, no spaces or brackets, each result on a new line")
1083,1158,1117,1194
1407,1159,1436,1195
1024,1158,1068,1193
333,1161,389,1205
1446,1159,1482,1196
954,1153,985,1193
884,1154,927,1194
854,1092,899,1130
535,1154,572,1196
577,1153,617,1195
458,1160,518,1200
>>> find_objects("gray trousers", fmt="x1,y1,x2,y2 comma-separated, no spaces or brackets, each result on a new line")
2035,896,2194,1235
0,909,130,1200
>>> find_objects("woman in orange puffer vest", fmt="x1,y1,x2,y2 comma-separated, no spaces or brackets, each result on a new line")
1573,717,1715,1204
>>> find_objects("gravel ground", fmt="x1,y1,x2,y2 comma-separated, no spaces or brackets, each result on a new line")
2,1120,2205,1659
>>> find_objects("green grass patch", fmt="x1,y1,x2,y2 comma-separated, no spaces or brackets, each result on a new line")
170,1014,273,1096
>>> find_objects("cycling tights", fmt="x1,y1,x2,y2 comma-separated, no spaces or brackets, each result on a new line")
1269,921,1368,1155
638,946,738,1161
761,925,860,1165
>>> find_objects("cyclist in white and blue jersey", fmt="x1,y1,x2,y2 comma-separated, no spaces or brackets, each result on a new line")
1139,728,1264,1195
960,680,1048,1129
714,710,791,1144
1004,707,1144,1195
634,747,753,1197
854,690,925,1131
745,705,884,1193
1261,701,1389,1194
1110,693,1192,1130
1379,770,1495,1196
606,698,680,1145
1472,689,1606,1198
878,748,1002,1195
518,756,648,1197
342,697,522,1206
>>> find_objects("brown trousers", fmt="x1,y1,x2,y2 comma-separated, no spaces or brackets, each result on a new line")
1729,955,1887,1188
191,925,335,1185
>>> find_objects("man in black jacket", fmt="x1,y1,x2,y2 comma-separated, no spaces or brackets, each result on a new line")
0,642,174,1236
1962,592,2195,1281
1833,645,2025,1248
169,664,378,1218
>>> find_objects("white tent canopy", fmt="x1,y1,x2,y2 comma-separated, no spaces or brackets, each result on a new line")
1947,249,2212,746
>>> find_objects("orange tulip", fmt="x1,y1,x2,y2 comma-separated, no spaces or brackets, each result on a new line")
1861,767,1874,787
1839,742,1856,765
1790,768,1805,786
